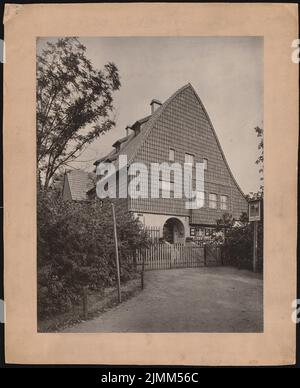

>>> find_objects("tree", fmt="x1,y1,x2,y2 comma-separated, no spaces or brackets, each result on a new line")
254,126,264,193
37,37,121,188
215,213,255,270
216,212,235,229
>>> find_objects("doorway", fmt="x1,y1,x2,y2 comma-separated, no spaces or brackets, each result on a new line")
162,218,185,244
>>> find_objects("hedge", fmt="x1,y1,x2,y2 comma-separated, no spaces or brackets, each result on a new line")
37,188,149,319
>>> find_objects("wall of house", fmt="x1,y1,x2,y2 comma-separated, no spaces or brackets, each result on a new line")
133,212,190,238
129,85,248,225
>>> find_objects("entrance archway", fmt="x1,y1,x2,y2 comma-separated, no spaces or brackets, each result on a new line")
163,218,185,244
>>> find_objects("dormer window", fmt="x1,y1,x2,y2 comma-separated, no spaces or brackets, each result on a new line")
150,99,162,114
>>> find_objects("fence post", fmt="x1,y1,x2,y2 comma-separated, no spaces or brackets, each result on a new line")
111,203,122,303
253,221,258,273
133,250,137,271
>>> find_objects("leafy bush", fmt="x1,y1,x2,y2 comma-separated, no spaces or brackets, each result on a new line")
37,188,149,318
216,212,263,271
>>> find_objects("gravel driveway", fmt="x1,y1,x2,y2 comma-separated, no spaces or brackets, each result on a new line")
62,267,263,333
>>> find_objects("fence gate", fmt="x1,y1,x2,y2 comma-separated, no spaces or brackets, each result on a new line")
136,243,223,271
205,245,222,266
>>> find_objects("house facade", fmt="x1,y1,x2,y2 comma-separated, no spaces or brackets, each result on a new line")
63,84,247,244
92,83,248,244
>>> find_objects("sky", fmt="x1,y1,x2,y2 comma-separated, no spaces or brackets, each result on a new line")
38,36,263,194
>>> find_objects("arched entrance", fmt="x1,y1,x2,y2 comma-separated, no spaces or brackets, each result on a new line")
163,218,185,244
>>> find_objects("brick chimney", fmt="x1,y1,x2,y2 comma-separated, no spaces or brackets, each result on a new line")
150,99,162,114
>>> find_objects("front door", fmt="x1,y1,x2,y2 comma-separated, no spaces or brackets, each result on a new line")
163,218,185,244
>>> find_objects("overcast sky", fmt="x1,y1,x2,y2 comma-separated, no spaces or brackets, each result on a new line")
38,36,263,194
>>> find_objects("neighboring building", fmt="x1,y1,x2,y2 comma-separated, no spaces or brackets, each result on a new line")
65,83,248,244
62,169,95,201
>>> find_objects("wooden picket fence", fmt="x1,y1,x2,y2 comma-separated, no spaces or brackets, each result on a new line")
134,243,221,271
145,226,160,244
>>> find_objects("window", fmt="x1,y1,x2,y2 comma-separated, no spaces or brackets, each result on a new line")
203,158,208,170
188,191,205,209
161,180,170,192
196,191,205,208
185,153,194,165
169,148,175,162
160,180,174,197
209,193,217,209
220,195,228,210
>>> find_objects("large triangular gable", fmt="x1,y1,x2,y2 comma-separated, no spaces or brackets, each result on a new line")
129,83,246,199
126,84,189,164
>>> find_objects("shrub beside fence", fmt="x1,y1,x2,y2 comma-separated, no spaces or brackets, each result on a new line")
37,189,149,320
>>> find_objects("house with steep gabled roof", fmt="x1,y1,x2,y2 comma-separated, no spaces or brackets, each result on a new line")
68,83,248,244
62,169,95,201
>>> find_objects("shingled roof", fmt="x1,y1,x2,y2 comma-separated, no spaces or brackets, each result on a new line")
94,114,153,167
62,170,95,201
94,83,245,197
94,84,197,170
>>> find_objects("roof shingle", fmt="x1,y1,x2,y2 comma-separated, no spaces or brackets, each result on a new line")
63,170,95,201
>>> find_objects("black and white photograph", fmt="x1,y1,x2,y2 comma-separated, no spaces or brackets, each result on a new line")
3,1,299,368
36,36,264,333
